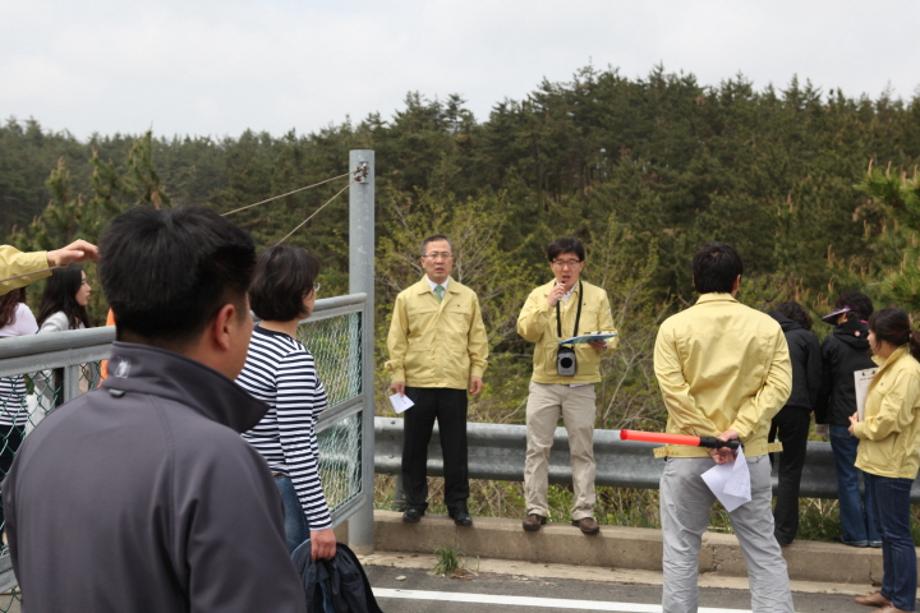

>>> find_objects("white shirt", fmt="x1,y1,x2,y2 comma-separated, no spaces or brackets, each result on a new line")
425,276,449,293
0,303,38,337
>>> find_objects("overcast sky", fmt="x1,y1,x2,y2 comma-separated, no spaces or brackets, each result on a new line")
2,0,918,141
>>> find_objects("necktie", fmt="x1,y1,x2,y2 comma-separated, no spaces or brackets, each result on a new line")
434,285,445,302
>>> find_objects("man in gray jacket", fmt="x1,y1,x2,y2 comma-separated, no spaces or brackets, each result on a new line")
2,207,306,612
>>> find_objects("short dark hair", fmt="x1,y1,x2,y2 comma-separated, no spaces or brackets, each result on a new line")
770,301,813,331
249,245,320,322
692,242,743,294
420,234,452,256
99,206,255,345
835,291,873,321
869,307,920,361
546,237,585,262
37,264,90,329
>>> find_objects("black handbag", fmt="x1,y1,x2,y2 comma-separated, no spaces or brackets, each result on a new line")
291,540,384,613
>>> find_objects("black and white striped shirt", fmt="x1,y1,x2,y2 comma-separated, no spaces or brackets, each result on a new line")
236,326,332,530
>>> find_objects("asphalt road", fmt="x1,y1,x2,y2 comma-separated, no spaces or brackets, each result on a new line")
367,565,875,613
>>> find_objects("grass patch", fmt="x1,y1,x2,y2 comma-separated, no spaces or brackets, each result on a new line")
432,547,462,576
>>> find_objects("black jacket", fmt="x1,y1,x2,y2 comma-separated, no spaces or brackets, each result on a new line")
815,320,875,426
3,342,306,613
769,313,822,411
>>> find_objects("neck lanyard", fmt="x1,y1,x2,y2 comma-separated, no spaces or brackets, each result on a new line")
556,280,582,341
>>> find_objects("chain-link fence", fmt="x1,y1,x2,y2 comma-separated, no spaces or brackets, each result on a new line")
0,358,102,613
300,309,364,515
0,295,368,611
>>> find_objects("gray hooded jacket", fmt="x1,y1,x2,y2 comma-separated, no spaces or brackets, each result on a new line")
3,342,307,612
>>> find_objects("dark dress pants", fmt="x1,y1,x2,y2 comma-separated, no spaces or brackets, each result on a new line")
768,406,810,544
401,387,469,514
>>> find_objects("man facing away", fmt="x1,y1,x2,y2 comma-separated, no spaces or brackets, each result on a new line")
2,207,305,612
653,242,794,613
815,291,881,548
386,234,488,527
516,237,618,535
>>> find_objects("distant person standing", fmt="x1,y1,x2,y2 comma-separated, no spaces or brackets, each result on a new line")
815,291,881,548
850,308,920,613
654,243,793,613
386,235,488,527
767,301,821,546
35,264,94,406
36,264,92,333
516,237,618,536
0,289,39,537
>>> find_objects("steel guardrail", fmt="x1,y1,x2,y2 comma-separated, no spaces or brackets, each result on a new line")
373,417,920,502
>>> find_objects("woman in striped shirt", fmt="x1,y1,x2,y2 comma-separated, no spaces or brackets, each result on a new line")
236,245,336,560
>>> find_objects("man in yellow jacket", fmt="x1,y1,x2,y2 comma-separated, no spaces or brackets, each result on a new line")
653,242,793,613
516,237,618,535
386,234,488,527
0,240,98,296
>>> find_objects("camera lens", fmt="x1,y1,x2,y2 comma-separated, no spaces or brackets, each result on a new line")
560,357,573,368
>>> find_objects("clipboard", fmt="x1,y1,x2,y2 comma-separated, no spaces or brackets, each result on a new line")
558,331,618,345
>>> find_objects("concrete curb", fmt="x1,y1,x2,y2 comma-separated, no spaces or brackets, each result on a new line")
373,510,892,585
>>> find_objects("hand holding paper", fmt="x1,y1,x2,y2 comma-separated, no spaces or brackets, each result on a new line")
700,447,751,512
388,393,414,414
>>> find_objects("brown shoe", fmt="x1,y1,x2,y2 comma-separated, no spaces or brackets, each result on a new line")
522,513,546,532
854,591,891,607
572,517,600,536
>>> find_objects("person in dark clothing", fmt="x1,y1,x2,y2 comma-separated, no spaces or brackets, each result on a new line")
815,291,881,548
767,301,822,546
2,207,306,613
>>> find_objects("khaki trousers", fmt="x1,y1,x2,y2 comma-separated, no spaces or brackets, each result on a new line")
523,381,596,520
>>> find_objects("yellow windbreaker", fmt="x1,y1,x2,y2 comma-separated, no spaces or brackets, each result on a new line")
386,277,488,390
653,293,791,458
853,346,920,479
516,280,619,385
0,245,49,295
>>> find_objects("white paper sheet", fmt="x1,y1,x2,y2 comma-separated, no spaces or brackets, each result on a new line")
853,367,878,421
388,393,415,414
700,447,751,512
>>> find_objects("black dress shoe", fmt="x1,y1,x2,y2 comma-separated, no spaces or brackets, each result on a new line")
402,508,423,523
450,510,473,527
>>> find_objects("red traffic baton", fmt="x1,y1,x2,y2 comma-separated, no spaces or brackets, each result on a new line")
619,429,739,450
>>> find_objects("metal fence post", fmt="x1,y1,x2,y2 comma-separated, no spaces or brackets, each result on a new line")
348,149,375,552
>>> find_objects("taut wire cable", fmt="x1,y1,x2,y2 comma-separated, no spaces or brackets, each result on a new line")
221,172,349,217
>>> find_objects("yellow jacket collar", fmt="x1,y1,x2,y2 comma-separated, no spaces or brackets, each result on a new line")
695,292,738,305
413,276,457,295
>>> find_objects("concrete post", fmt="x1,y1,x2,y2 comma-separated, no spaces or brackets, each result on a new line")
348,149,375,552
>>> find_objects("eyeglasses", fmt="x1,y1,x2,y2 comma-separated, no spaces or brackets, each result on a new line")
551,259,582,268
422,251,453,260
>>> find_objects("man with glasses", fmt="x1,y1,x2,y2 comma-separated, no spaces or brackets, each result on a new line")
517,237,618,535
386,234,488,527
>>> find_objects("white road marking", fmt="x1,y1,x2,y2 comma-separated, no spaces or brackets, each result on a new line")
373,587,751,612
